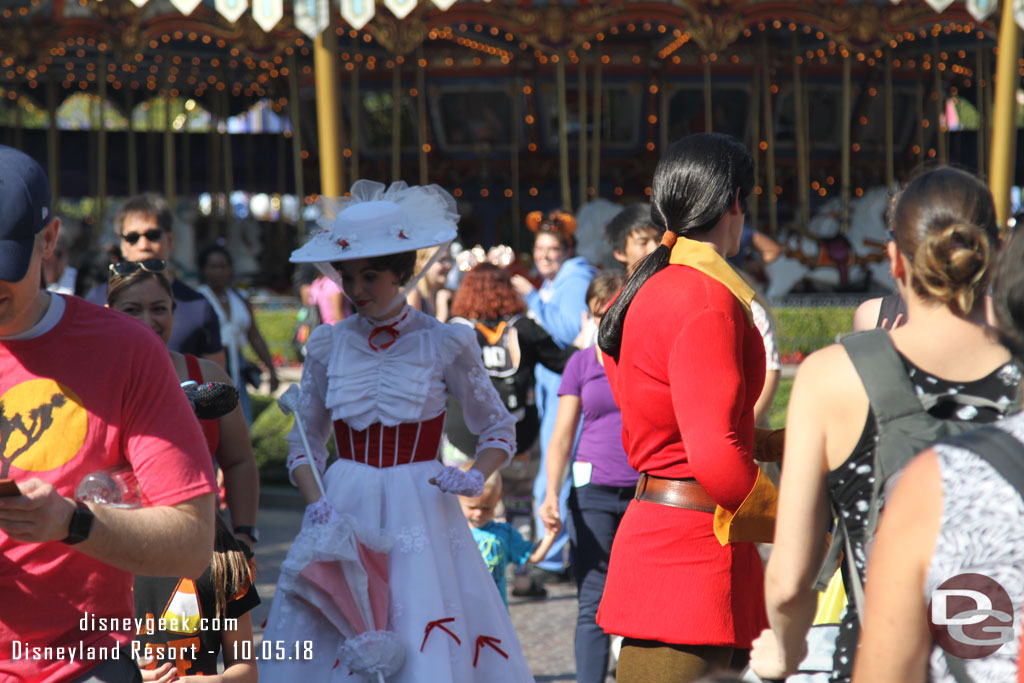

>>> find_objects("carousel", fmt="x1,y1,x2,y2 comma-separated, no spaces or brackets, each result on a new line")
0,0,1021,291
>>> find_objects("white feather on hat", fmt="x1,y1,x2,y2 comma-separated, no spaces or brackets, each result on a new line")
290,180,459,264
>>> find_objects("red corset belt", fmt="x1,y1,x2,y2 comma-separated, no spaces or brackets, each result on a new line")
333,412,446,468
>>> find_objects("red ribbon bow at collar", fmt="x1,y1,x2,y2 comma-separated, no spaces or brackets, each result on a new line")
367,309,409,351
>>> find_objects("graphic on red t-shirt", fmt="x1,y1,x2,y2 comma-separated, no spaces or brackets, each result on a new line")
0,379,87,477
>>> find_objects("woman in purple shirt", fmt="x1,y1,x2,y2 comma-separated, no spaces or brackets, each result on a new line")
540,271,637,683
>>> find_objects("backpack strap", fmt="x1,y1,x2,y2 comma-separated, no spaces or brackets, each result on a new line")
840,330,924,482
940,426,1024,501
840,330,922,425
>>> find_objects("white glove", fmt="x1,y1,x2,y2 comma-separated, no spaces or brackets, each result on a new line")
303,499,339,526
430,466,485,497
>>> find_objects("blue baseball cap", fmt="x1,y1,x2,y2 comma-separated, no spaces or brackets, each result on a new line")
0,145,52,282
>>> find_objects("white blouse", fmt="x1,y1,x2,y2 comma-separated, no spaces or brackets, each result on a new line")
286,304,516,479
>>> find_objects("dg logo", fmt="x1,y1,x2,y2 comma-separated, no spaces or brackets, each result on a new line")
927,573,1015,659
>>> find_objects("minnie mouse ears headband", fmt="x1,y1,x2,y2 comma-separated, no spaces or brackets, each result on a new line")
455,244,516,272
526,209,577,239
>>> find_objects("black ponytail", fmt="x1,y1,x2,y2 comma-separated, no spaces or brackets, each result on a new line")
597,133,754,358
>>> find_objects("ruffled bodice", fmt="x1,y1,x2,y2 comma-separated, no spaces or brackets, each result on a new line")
287,305,516,480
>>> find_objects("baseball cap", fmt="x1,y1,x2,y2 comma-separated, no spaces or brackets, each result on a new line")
0,145,52,282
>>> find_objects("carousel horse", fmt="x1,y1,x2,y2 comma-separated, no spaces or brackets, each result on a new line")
763,187,894,298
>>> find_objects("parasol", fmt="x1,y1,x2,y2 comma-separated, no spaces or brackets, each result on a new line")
277,385,405,682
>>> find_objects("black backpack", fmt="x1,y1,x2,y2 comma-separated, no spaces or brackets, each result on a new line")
819,330,1022,616
450,315,526,414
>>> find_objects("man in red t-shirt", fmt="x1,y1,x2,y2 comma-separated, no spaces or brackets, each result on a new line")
0,146,218,683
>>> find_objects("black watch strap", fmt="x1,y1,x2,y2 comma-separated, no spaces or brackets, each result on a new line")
233,525,259,543
61,501,94,545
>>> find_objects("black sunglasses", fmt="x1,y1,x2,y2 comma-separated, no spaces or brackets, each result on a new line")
887,229,913,263
109,259,168,277
121,228,164,245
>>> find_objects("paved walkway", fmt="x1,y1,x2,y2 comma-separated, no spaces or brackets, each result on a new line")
250,492,614,682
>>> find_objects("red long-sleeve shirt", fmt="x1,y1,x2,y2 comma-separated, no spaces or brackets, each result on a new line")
598,261,768,646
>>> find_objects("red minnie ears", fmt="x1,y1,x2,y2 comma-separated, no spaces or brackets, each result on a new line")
525,209,577,238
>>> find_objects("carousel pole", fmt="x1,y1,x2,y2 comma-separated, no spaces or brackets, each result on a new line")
417,47,428,185
760,35,777,234
88,95,97,203
703,56,713,132
932,35,947,165
209,93,223,232
659,68,669,156
126,87,138,197
556,53,571,211
391,56,401,183
988,0,1021,229
13,95,23,150
221,87,234,234
98,51,108,224
976,44,987,179
182,107,190,200
350,38,361,182
750,62,760,232
277,116,286,229
46,75,59,202
163,57,175,208
510,75,521,250
578,54,588,207
793,35,809,228
916,80,925,165
315,25,344,196
589,46,602,197
288,53,307,234
885,47,895,188
841,49,851,233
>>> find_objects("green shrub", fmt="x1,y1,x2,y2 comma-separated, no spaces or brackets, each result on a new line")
248,392,274,423
773,307,854,358
767,377,793,430
251,403,293,485
250,308,300,363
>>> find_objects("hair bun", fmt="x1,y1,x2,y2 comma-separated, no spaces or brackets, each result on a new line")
912,221,991,317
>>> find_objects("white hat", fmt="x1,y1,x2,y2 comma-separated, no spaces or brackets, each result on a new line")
290,180,459,264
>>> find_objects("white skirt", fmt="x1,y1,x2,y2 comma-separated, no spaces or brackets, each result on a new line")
259,458,533,682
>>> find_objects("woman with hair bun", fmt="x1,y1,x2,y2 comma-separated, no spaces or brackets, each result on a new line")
596,133,776,682
850,227,1024,683
749,167,1021,683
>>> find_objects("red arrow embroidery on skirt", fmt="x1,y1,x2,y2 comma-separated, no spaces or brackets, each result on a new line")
420,617,461,652
473,635,508,667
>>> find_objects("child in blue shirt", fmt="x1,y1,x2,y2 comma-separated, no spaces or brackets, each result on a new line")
460,470,561,606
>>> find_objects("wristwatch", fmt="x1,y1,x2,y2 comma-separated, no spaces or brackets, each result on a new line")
233,525,260,543
61,501,95,545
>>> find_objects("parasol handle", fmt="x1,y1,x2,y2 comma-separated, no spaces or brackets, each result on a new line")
278,384,328,500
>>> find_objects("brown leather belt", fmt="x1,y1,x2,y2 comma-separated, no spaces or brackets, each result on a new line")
634,473,717,513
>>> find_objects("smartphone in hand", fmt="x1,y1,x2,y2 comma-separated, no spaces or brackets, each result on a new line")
0,479,21,497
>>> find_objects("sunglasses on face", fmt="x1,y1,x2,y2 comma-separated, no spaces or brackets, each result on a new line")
109,259,168,277
121,228,164,245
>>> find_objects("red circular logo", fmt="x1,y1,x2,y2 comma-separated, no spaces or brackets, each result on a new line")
927,573,1014,659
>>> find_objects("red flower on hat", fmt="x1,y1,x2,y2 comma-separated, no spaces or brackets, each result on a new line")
398,229,409,240
337,238,351,249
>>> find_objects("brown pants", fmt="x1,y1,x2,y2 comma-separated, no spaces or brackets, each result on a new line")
616,638,749,683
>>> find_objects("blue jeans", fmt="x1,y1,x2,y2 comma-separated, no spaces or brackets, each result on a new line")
569,482,634,683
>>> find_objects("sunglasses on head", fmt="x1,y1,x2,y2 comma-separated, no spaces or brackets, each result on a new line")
121,228,164,245
109,259,168,277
